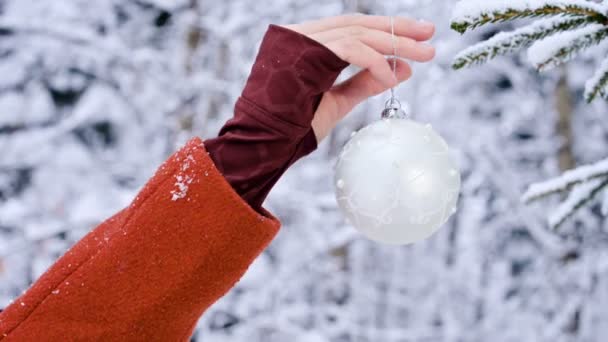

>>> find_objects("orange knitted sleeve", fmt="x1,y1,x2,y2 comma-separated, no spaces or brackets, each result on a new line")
0,138,280,341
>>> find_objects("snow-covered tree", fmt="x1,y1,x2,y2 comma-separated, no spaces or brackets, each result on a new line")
452,0,608,229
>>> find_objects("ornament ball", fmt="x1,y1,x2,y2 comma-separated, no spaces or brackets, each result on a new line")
335,118,461,245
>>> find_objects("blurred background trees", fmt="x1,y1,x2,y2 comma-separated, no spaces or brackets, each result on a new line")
2,0,608,341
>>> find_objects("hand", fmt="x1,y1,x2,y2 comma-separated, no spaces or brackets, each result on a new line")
284,15,436,142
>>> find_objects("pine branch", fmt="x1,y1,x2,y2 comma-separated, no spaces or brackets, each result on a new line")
453,16,594,69
528,24,608,71
585,56,608,102
548,177,608,229
522,157,608,203
451,0,608,34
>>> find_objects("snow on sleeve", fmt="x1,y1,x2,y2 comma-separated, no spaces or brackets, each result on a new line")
527,23,607,71
451,0,606,25
170,154,197,201
522,157,608,203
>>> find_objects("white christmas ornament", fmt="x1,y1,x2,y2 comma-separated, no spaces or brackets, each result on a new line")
334,101,461,245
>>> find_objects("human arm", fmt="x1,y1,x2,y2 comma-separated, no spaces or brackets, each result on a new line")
0,15,435,341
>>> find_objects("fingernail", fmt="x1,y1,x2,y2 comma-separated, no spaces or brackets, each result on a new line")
418,18,434,28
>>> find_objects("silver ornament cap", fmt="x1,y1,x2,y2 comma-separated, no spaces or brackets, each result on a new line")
381,98,408,119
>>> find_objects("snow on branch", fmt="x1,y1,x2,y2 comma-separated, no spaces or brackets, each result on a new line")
547,178,608,229
522,157,608,203
451,0,608,34
452,16,593,69
585,56,608,102
528,24,608,71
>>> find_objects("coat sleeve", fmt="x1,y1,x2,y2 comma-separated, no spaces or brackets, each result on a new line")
0,138,280,341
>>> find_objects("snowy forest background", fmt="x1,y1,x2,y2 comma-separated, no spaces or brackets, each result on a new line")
2,0,608,341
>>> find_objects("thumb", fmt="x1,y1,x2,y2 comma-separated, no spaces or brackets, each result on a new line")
331,59,412,117
311,59,412,142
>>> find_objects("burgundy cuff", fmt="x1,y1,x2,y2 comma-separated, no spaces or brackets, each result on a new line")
206,24,349,210
241,24,348,129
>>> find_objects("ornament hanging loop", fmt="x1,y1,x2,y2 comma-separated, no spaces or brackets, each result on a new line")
382,16,408,120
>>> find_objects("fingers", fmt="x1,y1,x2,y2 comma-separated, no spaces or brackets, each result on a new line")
284,15,435,88
332,58,413,114
286,15,435,42
326,38,398,88
310,26,435,62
